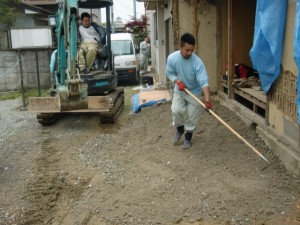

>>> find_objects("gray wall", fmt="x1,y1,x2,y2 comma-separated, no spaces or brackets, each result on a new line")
0,49,51,91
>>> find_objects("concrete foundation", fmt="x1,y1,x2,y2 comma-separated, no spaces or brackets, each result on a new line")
218,91,300,176
257,126,300,176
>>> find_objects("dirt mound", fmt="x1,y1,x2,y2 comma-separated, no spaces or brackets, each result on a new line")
1,98,299,225
74,101,299,224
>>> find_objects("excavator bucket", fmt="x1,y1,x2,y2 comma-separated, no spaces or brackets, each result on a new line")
28,97,61,113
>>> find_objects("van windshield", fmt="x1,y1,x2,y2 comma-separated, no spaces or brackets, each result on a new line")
111,40,133,55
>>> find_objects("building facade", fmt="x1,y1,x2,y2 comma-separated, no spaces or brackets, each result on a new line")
139,0,300,175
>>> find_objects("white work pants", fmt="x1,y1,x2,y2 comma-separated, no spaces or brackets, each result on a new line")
140,53,149,72
171,91,201,132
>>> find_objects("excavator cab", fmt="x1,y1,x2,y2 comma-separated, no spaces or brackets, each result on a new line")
29,0,124,125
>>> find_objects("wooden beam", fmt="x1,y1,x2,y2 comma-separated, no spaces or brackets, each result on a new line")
172,0,179,49
228,0,234,99
234,88,267,110
237,88,267,103
192,0,198,53
216,0,222,91
265,91,271,126
298,126,300,149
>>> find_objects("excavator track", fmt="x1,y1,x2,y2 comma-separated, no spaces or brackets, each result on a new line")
99,88,124,123
37,113,62,126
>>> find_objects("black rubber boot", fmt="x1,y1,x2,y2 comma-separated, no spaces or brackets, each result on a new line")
172,125,184,145
182,132,193,149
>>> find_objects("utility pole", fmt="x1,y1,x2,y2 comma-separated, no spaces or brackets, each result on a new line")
133,0,136,18
111,5,115,33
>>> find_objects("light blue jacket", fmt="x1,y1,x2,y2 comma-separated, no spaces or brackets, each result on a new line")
166,51,209,95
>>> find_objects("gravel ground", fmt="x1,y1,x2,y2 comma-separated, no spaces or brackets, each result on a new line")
0,95,300,225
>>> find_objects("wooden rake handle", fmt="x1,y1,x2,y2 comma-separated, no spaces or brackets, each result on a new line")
184,88,269,164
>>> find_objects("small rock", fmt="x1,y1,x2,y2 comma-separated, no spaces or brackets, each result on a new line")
189,218,196,223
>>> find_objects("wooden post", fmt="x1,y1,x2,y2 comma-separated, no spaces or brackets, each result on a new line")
216,0,222,91
7,29,12,48
35,50,41,97
172,0,179,49
228,0,234,99
298,126,300,149
265,91,271,126
192,0,198,52
18,50,26,109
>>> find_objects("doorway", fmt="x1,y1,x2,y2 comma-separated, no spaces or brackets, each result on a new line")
220,0,257,77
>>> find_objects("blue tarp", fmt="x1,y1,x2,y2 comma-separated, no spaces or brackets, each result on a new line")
131,93,167,113
294,0,300,125
249,0,287,93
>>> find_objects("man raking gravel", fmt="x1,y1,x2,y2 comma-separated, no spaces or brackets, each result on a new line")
166,33,212,149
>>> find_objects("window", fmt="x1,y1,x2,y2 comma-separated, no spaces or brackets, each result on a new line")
111,40,133,55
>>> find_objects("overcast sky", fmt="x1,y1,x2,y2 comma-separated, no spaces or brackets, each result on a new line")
101,0,145,23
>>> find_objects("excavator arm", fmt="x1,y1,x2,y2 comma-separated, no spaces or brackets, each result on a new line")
28,0,124,125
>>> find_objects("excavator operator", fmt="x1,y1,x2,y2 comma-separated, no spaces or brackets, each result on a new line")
78,12,105,73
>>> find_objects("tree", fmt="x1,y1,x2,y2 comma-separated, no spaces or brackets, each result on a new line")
125,15,148,46
0,0,19,29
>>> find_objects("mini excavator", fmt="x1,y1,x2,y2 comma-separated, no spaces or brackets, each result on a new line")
29,0,124,125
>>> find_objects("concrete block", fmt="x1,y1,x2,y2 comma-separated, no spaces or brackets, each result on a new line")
25,73,36,83
21,66,28,73
5,72,18,80
0,84,6,90
5,78,19,90
27,83,36,89
0,68,6,75
219,91,300,176
4,56,18,63
0,60,5,67
23,54,32,61
283,117,299,145
0,70,18,82
269,102,284,134
3,62,19,72
38,61,50,68
257,126,300,176
40,79,50,87
3,51,16,57
39,67,50,73
0,49,51,92
38,52,49,58
23,66,36,73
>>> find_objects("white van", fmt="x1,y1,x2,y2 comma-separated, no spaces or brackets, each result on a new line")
111,33,140,84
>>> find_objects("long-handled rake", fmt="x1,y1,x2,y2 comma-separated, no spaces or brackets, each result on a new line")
184,88,270,165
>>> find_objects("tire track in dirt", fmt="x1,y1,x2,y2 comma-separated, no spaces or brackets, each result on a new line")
21,131,90,225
